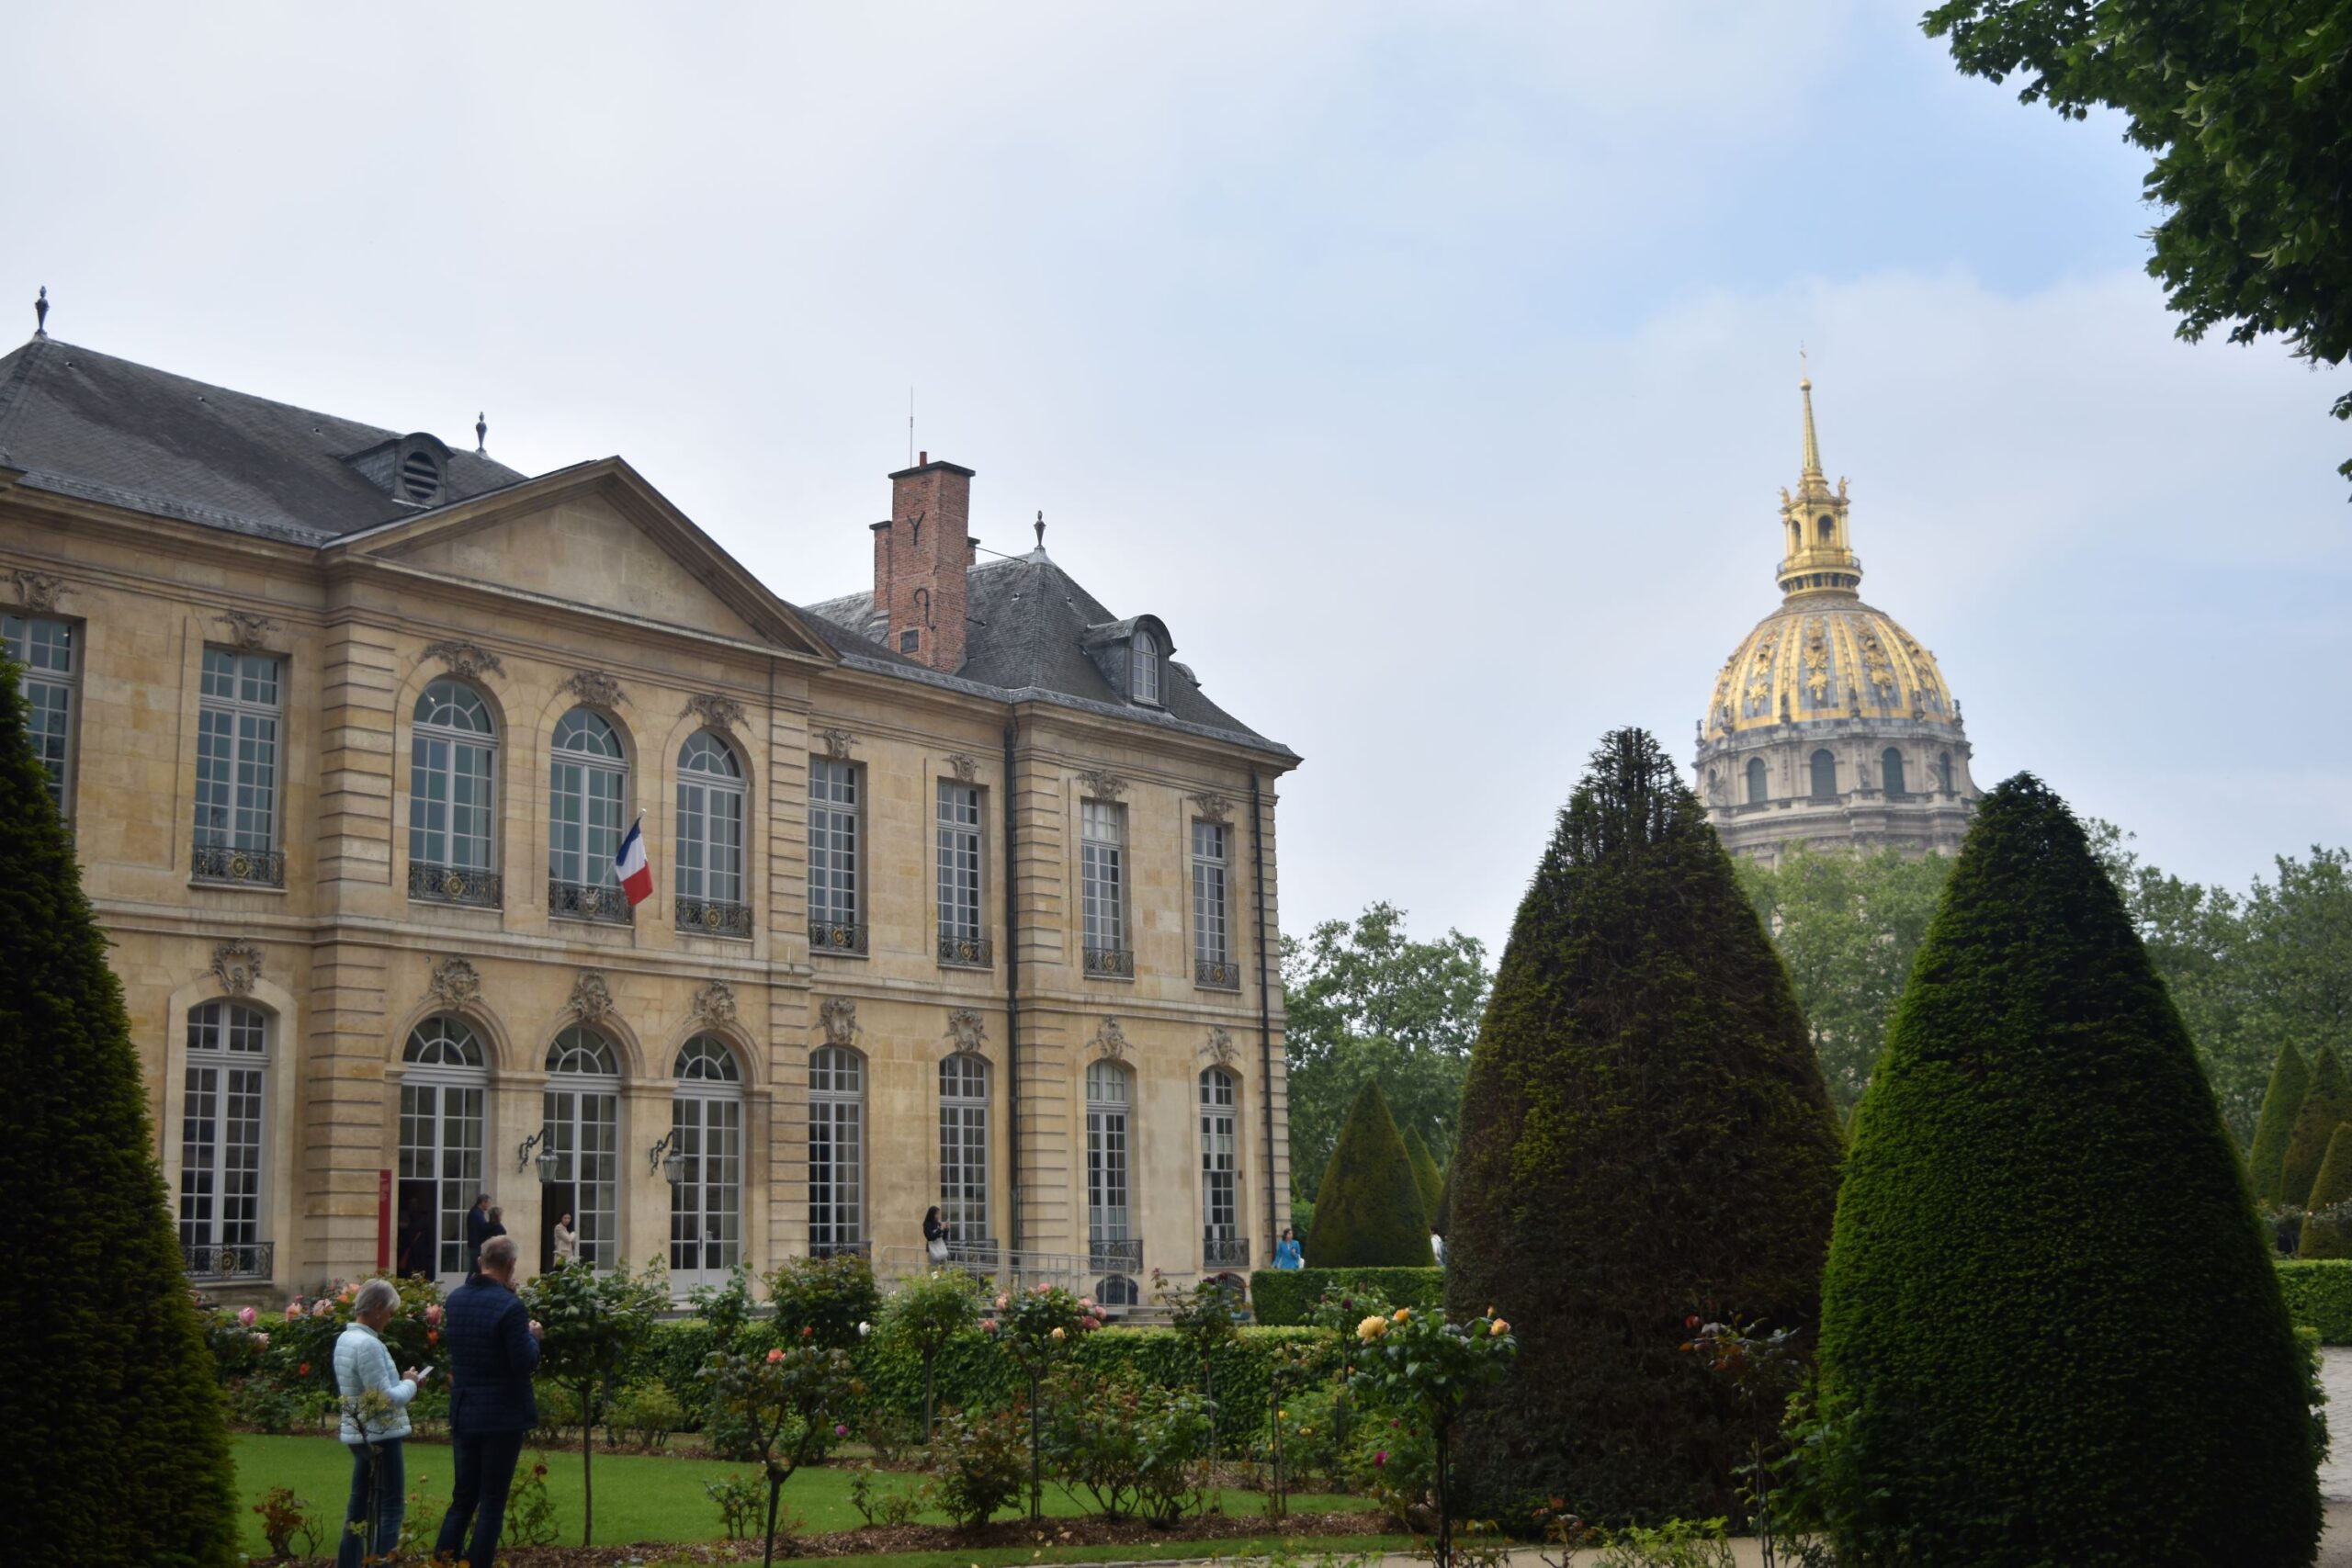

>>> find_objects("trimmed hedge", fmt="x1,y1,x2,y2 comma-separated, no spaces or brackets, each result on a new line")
2277,1259,2352,1344
2248,1045,2309,1203
1249,1267,1446,1326
2281,1045,2352,1208
1308,1079,1436,1267
1403,1126,1443,1229
2304,1127,2352,1259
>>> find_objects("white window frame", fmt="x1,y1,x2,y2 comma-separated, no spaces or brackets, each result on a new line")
195,647,283,854
1086,1059,1132,1246
672,1034,744,1285
1131,629,1160,705
1080,801,1127,973
544,1025,622,1269
1192,819,1232,986
808,758,863,942
409,678,498,878
1199,1068,1239,1249
809,1045,865,1251
548,708,628,896
400,1017,488,1287
937,780,986,963
4,612,77,818
179,1000,269,1255
676,730,748,919
939,1054,990,1240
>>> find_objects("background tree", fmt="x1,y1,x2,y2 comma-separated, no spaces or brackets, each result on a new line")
1817,775,2318,1567
2247,1045,2311,1205
1309,1079,1437,1267
1450,728,1842,1521
1281,903,1491,1212
702,1343,860,1568
0,665,241,1568
523,1257,669,1545
1924,0,2352,486
2280,1045,2352,1209
1402,1126,1443,1230
878,1267,982,1439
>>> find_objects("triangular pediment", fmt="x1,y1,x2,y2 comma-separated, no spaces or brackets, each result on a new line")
324,459,834,658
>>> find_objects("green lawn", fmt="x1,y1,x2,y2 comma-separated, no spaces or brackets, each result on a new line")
232,1434,1362,1559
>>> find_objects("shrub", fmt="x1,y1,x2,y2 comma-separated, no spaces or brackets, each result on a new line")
503,1455,562,1548
2278,1258,2352,1343
1250,1268,1443,1327
1403,1127,1444,1230
706,1472,764,1540
1308,1080,1437,1267
877,1266,984,1439
607,1381,685,1449
251,1486,323,1559
2281,1045,2352,1208
1042,1364,1213,1523
2249,1046,2312,1203
703,1343,862,1568
1350,1305,1516,1568
768,1252,881,1352
1449,729,1842,1523
525,1256,669,1546
1592,1517,1736,1568
929,1404,1029,1530
1817,774,2321,1567
848,1463,926,1527
2304,1126,2352,1260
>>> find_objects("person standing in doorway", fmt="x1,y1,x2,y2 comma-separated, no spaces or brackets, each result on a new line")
552,1212,578,1266
923,1204,950,1265
434,1234,541,1568
333,1279,423,1568
464,1194,493,1278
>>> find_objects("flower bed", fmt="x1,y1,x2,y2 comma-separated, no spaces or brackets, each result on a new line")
1247,1269,1444,1328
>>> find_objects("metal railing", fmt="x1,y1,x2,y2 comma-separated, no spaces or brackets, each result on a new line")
183,1239,274,1281
1088,1235,1144,1274
938,932,993,968
410,860,501,908
675,895,753,938
1083,946,1135,979
192,842,285,888
872,1242,1147,1308
810,1239,871,1261
1194,957,1243,989
1203,1233,1250,1269
810,919,869,956
549,878,634,925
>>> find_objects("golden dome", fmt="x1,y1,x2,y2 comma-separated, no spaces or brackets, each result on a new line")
1700,372,1961,742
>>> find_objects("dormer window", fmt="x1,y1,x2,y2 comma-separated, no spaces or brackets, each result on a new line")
400,447,443,504
1132,629,1159,705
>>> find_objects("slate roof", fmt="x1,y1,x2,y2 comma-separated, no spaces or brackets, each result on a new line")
0,337,528,545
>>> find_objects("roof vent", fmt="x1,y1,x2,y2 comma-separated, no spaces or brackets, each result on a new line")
343,432,454,507
399,446,443,504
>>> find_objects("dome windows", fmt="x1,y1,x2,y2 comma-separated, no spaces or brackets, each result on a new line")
1938,751,1954,794
1882,748,1907,795
1746,757,1768,804
1809,750,1838,800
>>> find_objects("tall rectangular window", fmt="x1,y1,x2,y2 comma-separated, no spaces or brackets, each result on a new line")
1200,1068,1241,1265
1080,800,1129,976
809,1046,865,1252
194,649,284,885
179,1002,267,1258
808,758,864,953
1192,820,1236,987
937,780,986,964
4,614,76,818
939,1055,989,1241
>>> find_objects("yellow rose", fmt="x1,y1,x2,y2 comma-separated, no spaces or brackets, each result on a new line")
1392,1307,1410,1322
1491,1318,1510,1336
1050,1326,1067,1340
1356,1314,1388,1341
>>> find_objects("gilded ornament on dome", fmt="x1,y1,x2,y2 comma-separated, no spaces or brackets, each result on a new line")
1803,623,1830,702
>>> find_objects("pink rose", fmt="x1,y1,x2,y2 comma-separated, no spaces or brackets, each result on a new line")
250,1332,270,1350
995,1294,1009,1310
285,1302,301,1322
424,1304,443,1326
766,1348,785,1363
312,1300,334,1319
1079,1298,1094,1313
1374,1450,1387,1468
237,1306,257,1328
979,1318,998,1334
833,1424,848,1438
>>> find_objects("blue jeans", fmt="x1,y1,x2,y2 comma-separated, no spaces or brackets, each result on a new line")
434,1427,525,1568
336,1438,405,1568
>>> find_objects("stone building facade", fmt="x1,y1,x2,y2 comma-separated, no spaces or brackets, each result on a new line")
1695,378,1979,863
0,331,1295,1304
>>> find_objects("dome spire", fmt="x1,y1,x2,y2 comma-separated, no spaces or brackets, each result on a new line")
1775,365,1860,598
1800,351,1823,478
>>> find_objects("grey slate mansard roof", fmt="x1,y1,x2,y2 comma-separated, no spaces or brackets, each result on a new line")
0,334,1292,758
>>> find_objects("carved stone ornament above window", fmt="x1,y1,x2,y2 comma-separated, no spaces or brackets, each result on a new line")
424,639,505,681
210,939,264,997
944,1007,988,1055
1190,791,1233,824
1091,1015,1129,1062
1078,768,1125,802
692,978,740,1029
568,969,615,1024
818,728,855,760
217,609,277,650
563,669,627,709
1203,1025,1237,1067
684,694,748,734
945,752,979,784
8,569,66,614
427,955,482,1010
819,997,860,1046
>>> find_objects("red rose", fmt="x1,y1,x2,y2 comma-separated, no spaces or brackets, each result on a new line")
298,1362,311,1376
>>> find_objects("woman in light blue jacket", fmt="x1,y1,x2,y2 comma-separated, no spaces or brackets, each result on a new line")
333,1279,424,1568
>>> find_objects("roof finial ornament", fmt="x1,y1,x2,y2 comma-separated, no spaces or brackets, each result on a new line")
1799,349,1823,479
475,412,487,455
33,286,47,339
1035,511,1046,549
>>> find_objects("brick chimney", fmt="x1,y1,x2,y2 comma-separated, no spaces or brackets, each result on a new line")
870,451,974,672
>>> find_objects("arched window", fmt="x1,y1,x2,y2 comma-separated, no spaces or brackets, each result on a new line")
1882,748,1907,796
1809,750,1838,800
179,1001,269,1274
409,679,498,906
1938,751,1954,794
400,1017,487,1284
1816,513,1834,538
1131,630,1159,705
675,730,748,935
1199,1069,1241,1267
809,1046,865,1255
672,1034,742,1286
544,1026,621,1269
1095,1274,1139,1309
940,1055,990,1244
1746,757,1768,805
549,708,629,922
1086,1060,1136,1270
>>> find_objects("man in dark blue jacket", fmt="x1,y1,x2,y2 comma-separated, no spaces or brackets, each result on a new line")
434,1234,541,1566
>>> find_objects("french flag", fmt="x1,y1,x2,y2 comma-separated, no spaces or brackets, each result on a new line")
614,818,654,908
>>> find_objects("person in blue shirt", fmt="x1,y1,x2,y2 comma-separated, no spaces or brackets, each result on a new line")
1274,1227,1305,1269
332,1280,423,1568
433,1234,543,1568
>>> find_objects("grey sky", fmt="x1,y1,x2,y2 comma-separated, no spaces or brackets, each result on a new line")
13,2,2348,955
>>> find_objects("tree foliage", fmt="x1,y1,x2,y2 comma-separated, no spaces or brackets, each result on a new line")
2282,1045,2352,1210
1816,774,2318,1567
2248,1045,2312,1205
1308,1079,1437,1269
1449,728,1842,1522
524,1257,670,1545
1925,0,2352,485
1281,904,1491,1208
0,662,240,1567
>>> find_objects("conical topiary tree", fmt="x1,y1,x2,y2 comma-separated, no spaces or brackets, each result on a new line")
1307,1079,1435,1267
2280,1045,2352,1208
1432,1156,1454,1234
1817,774,2319,1568
2300,1126,2352,1259
2248,1045,2310,1204
0,664,239,1566
1402,1125,1444,1230
1449,728,1843,1521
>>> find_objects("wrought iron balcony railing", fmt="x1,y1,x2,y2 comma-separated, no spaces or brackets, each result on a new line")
809,919,869,956
1088,1235,1144,1274
944,1237,1003,1270
809,1238,871,1261
938,931,993,968
192,842,285,888
1194,957,1243,989
1083,945,1136,979
1203,1233,1251,1269
675,895,753,938
183,1238,274,1282
410,860,501,908
549,878,634,925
